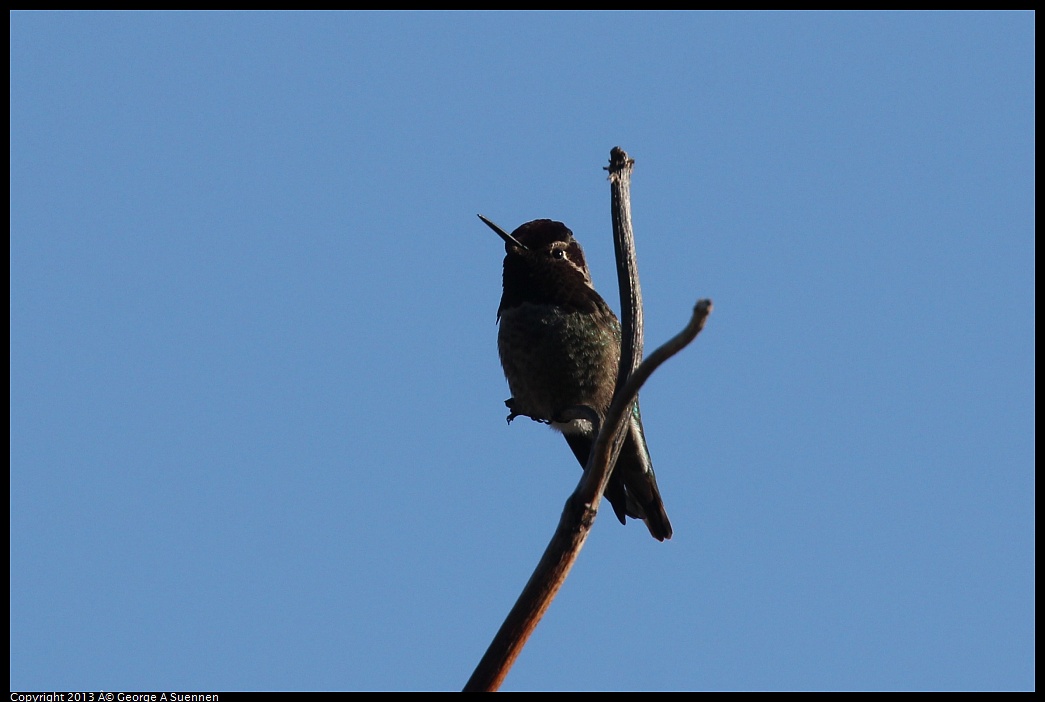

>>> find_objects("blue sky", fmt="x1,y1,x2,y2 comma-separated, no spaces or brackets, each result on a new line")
10,11,1034,692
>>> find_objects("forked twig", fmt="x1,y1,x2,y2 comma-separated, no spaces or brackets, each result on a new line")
464,148,712,691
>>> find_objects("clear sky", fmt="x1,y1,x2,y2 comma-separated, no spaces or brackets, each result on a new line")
10,11,1034,692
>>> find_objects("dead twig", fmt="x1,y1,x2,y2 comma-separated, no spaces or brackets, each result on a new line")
464,148,711,691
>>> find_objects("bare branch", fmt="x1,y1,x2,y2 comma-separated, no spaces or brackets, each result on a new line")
463,148,712,691
577,299,712,510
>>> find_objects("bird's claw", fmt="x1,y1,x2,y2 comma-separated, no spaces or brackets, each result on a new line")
504,398,550,425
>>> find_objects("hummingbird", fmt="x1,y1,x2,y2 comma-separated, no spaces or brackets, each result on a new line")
480,215,673,541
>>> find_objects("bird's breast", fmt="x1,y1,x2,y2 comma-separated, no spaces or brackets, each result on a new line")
497,302,619,426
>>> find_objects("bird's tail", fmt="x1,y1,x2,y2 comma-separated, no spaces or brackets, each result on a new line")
564,419,673,541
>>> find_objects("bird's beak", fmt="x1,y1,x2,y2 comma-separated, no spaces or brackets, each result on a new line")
478,214,528,251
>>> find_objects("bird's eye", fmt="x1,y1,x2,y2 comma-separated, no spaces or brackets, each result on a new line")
550,249,566,260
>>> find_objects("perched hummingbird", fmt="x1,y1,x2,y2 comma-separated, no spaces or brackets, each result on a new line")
481,215,673,541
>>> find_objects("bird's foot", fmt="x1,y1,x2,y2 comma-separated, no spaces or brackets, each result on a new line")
504,398,550,425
